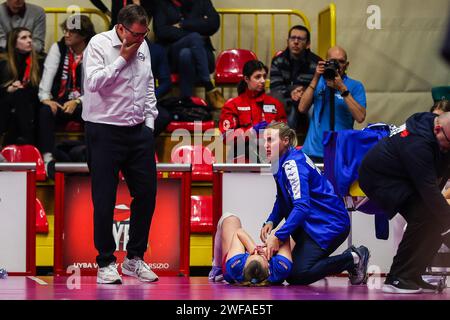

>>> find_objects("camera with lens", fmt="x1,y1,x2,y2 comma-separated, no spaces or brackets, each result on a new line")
323,59,340,80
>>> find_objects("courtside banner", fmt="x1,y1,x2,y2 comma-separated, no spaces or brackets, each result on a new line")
0,164,36,276
54,164,191,276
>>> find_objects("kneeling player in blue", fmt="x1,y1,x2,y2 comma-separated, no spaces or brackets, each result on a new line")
261,122,370,285
209,213,293,285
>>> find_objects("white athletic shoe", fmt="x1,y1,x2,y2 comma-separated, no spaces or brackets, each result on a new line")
122,257,159,282
97,262,122,284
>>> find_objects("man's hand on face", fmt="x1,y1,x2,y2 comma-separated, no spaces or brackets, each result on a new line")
120,38,141,62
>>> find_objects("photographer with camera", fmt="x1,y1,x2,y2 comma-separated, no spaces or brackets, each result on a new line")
298,46,366,162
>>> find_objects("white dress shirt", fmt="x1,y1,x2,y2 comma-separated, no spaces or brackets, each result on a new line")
82,27,158,129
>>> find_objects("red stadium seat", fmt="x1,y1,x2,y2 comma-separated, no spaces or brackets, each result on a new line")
171,145,215,181
1,144,47,181
214,49,258,85
190,195,213,233
35,197,49,233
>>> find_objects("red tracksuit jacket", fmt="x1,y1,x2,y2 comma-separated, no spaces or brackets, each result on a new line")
219,89,287,133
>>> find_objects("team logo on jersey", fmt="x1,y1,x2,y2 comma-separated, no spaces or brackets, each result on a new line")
237,106,251,111
283,160,301,200
223,119,231,130
137,52,145,61
263,104,277,113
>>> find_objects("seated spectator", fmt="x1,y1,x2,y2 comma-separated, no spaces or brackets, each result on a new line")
298,46,367,162
270,25,321,132
90,0,154,28
430,99,450,115
0,27,44,146
219,60,286,133
37,15,96,172
0,0,46,53
153,0,225,109
219,60,286,162
208,213,292,286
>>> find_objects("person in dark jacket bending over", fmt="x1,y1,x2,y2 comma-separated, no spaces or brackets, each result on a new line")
359,112,450,294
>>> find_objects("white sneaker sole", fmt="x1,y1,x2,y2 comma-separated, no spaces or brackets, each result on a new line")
382,284,422,294
96,276,122,284
122,265,158,282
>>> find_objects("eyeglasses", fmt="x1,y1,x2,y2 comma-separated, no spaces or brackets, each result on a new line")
122,24,149,38
288,36,308,42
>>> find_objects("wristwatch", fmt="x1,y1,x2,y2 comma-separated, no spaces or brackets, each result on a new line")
341,90,350,97
74,98,81,105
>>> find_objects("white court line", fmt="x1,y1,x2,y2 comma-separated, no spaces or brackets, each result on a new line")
27,276,48,285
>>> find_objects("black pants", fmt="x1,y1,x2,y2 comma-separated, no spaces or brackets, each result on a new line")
0,89,37,146
169,32,215,98
389,198,443,280
38,103,83,154
85,121,157,268
287,228,354,285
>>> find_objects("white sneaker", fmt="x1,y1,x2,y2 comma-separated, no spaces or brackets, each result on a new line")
122,257,159,282
97,262,122,284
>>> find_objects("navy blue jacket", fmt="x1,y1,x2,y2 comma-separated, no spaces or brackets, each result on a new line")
153,0,219,51
359,112,450,226
266,147,350,250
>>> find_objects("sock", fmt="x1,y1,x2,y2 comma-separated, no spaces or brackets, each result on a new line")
351,252,360,265
204,81,214,92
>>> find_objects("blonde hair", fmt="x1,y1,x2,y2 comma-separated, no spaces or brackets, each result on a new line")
266,122,298,147
0,27,41,88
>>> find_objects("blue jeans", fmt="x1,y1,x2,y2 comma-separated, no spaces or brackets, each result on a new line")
169,32,215,98
287,227,354,285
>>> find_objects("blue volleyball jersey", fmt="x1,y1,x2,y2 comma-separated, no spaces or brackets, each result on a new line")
267,147,350,250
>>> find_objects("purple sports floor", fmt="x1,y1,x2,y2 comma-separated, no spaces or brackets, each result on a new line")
0,276,448,300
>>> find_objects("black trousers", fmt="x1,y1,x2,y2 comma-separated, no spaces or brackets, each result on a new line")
38,103,83,154
287,227,354,285
85,121,157,268
389,198,444,280
0,89,37,146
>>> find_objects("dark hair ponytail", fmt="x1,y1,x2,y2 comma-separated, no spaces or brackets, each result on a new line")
237,60,268,95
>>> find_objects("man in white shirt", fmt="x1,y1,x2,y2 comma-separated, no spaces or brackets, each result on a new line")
83,4,158,285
